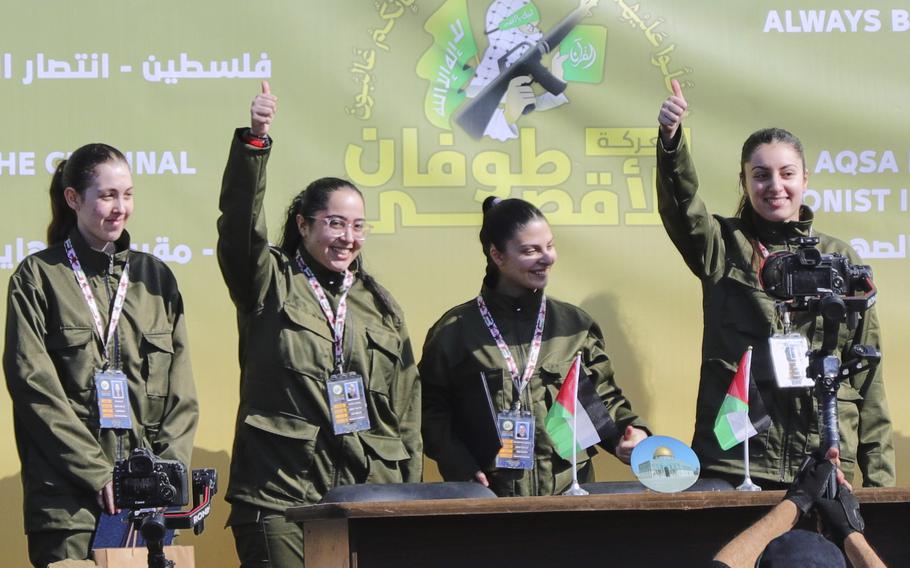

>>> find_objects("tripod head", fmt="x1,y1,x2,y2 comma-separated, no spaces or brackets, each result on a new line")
127,468,218,568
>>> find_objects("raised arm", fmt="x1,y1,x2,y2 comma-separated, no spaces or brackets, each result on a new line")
655,79,726,280
216,81,279,312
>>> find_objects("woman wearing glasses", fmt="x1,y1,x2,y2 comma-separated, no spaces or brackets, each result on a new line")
217,82,421,567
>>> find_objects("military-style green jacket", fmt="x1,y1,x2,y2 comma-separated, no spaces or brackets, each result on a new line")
420,285,648,497
3,229,198,533
217,129,421,519
656,131,894,486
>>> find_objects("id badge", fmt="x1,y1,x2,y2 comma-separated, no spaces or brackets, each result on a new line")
327,372,371,435
95,369,133,429
769,334,814,388
495,411,535,470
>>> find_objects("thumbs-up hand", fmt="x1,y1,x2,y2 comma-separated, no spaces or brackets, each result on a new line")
250,80,278,137
658,79,687,145
614,425,648,464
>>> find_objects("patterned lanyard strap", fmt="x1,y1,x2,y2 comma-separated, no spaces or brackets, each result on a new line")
296,253,355,372
64,239,130,363
476,294,547,403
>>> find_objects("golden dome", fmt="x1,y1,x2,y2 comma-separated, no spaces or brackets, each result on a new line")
653,446,674,459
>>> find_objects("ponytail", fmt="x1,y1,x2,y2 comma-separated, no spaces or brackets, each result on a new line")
357,259,403,328
47,160,76,244
278,193,306,256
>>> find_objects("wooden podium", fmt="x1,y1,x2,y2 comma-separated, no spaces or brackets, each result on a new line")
287,488,910,567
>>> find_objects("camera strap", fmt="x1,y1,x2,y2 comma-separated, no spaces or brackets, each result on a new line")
296,253,354,373
476,294,547,411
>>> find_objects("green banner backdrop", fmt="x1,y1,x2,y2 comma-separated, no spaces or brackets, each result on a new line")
2,1,908,563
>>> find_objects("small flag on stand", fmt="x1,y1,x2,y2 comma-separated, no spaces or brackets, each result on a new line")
713,347,771,450
545,354,619,460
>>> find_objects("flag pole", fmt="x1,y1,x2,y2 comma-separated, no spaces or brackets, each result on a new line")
563,352,589,496
737,346,761,492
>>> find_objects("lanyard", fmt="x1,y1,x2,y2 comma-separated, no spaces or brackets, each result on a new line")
64,239,130,364
476,294,547,408
296,253,355,372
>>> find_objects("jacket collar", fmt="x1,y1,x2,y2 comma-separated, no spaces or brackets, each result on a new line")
296,246,356,294
743,203,814,246
479,282,545,316
67,228,131,271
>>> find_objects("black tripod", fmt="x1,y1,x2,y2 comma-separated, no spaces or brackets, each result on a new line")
802,295,879,496
130,511,173,568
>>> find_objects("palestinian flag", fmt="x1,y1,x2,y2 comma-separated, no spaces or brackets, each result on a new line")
714,347,772,450
545,354,620,459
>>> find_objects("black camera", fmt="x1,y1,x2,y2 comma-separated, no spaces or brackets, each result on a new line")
759,237,874,303
114,448,189,509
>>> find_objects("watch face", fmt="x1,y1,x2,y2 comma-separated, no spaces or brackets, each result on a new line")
631,435,701,493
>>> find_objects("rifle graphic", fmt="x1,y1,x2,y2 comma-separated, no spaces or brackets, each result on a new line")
454,0,598,140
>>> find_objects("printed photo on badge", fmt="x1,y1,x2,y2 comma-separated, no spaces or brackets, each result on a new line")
344,381,360,401
515,421,529,440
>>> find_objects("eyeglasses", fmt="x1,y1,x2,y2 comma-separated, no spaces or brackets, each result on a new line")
311,216,373,241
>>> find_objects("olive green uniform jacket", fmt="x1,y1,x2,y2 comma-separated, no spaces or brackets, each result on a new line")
656,131,894,486
420,285,648,497
3,229,198,533
217,129,422,520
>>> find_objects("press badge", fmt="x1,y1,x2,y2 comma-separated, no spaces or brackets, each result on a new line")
495,411,535,470
327,372,371,435
769,334,814,388
95,370,133,429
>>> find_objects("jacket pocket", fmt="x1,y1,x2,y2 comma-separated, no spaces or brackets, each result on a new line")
141,330,173,397
47,326,95,395
239,408,320,502
538,362,570,409
360,431,409,483
279,302,332,375
720,265,774,338
366,326,400,396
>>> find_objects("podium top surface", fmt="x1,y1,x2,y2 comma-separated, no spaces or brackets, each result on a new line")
287,487,910,522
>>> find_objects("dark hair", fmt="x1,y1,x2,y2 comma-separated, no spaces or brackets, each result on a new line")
735,127,806,217
47,143,128,244
479,196,547,287
278,177,402,325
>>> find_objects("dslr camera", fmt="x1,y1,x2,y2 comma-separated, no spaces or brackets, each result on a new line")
759,237,874,305
113,448,189,509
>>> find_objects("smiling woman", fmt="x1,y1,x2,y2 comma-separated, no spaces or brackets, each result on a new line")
3,143,199,567
419,196,650,497
216,82,421,568
656,80,894,489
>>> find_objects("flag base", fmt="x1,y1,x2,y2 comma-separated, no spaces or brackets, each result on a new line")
736,477,762,492
562,481,589,496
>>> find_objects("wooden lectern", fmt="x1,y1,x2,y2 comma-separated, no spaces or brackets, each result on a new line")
288,488,910,567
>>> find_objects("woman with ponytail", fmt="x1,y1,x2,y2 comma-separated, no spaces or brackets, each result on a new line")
3,144,199,566
420,197,649,497
217,82,421,567
656,80,893,488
